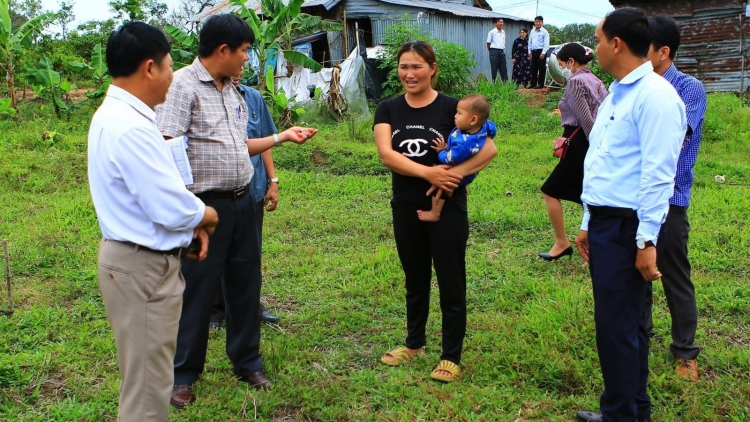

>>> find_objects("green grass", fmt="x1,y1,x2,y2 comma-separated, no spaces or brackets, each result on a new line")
1,91,749,421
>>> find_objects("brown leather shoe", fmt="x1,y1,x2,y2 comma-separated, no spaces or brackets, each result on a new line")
170,384,195,408
676,357,699,381
240,370,271,391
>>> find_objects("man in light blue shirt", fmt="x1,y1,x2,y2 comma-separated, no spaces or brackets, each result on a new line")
574,8,686,422
641,15,707,382
527,15,549,88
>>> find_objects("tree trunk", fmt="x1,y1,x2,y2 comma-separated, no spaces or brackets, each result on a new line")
4,59,17,110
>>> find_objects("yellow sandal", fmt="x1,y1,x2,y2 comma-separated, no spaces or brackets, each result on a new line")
380,347,423,366
431,360,461,383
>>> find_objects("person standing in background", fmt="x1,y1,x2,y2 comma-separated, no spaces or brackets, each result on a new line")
528,16,550,89
641,14,707,382
511,28,532,88
487,18,508,82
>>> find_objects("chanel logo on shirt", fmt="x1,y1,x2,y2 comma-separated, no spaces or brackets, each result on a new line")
399,139,429,157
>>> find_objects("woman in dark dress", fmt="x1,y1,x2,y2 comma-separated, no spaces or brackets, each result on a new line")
512,29,532,88
538,43,608,260
373,40,497,382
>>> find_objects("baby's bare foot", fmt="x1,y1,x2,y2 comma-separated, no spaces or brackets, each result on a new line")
417,210,440,222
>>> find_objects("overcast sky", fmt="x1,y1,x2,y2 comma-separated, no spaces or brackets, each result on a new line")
487,0,614,26
39,0,613,32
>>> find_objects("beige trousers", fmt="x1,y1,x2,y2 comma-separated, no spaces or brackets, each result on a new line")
98,239,185,422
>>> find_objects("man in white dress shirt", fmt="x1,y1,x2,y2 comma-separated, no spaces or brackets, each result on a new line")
487,18,508,82
88,22,218,422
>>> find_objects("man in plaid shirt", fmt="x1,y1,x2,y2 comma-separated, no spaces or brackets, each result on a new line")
642,15,707,382
157,14,316,407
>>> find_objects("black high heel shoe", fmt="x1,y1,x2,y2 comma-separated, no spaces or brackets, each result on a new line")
537,246,573,261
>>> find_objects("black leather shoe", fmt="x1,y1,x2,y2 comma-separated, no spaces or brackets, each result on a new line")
576,410,651,422
537,246,573,261
576,411,602,422
260,310,280,325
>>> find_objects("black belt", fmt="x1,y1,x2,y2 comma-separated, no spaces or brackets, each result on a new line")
115,240,183,257
531,48,543,52
587,205,635,218
491,48,504,51
196,184,249,201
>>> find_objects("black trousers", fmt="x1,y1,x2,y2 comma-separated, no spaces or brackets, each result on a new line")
211,200,266,323
391,194,469,364
174,192,263,385
642,205,699,359
588,213,665,421
529,49,546,87
489,49,508,82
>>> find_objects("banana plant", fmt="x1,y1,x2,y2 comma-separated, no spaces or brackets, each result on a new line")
165,24,198,70
229,0,341,91
0,0,57,110
67,43,111,104
263,64,305,128
0,97,14,117
23,57,79,120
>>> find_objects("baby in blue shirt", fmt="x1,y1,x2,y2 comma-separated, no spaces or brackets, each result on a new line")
418,94,497,222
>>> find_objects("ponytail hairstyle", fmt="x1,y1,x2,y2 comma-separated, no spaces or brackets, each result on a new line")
556,42,594,65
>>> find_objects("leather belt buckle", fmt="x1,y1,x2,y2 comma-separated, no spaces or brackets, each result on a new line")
233,185,248,200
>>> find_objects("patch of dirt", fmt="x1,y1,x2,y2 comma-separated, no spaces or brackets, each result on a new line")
14,88,91,102
310,148,329,168
517,87,550,108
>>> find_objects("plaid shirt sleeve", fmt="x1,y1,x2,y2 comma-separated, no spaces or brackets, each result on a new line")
679,77,707,143
156,79,195,138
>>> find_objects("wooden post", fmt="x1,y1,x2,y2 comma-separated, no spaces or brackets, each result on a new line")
343,10,349,57
2,239,12,317
355,21,361,56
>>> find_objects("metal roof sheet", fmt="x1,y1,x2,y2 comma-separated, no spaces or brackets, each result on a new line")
378,0,525,19
194,0,342,21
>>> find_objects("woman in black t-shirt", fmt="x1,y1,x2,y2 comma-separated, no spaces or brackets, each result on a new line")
373,40,497,383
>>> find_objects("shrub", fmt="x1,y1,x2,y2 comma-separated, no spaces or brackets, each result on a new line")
378,19,475,98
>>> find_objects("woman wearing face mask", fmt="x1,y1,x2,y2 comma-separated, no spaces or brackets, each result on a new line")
538,42,608,261
511,29,532,88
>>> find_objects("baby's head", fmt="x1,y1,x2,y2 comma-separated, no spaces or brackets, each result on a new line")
455,94,490,132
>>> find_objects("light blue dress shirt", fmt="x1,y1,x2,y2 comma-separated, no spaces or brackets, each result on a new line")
528,26,549,52
580,61,686,243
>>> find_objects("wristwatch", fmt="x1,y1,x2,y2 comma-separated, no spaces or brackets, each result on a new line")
272,133,282,147
636,238,654,249
268,177,279,184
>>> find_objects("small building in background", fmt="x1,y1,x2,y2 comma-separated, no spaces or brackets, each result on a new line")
196,0,532,79
609,0,750,92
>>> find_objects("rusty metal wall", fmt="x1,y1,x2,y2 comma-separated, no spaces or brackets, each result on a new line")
612,0,750,92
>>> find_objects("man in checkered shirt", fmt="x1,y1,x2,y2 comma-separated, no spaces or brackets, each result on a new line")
156,14,316,407
642,15,707,382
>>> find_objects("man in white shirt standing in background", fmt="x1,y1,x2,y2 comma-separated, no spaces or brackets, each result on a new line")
487,18,508,82
528,15,550,89
87,22,218,422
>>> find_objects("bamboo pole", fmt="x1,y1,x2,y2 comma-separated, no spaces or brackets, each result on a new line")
343,10,349,57
355,21,361,56
2,239,12,317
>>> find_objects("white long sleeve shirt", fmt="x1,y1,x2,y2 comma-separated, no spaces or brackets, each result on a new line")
88,85,205,250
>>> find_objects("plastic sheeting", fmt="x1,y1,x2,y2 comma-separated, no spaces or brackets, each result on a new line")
276,48,370,121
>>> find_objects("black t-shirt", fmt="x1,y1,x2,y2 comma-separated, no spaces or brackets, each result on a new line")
374,93,466,206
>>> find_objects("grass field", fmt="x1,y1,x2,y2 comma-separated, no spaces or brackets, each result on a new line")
1,88,749,421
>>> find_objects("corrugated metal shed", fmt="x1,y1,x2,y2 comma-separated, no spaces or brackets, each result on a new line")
609,0,750,92
197,0,533,79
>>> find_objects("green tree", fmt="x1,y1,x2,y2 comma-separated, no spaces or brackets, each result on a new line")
166,0,217,35
8,0,42,30
55,1,75,40
547,23,596,47
109,0,167,26
1,0,57,110
230,0,342,90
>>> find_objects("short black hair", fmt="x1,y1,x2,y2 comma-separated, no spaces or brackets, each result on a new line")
106,22,171,78
601,7,651,58
649,15,681,60
557,43,594,65
496,18,503,23
535,16,544,21
198,14,255,58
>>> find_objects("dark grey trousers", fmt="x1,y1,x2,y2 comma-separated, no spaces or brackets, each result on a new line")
642,205,700,359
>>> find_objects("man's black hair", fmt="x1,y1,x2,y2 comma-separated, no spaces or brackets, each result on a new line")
649,15,681,60
534,16,544,21
496,18,503,23
198,14,255,58
106,22,171,78
601,7,651,58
